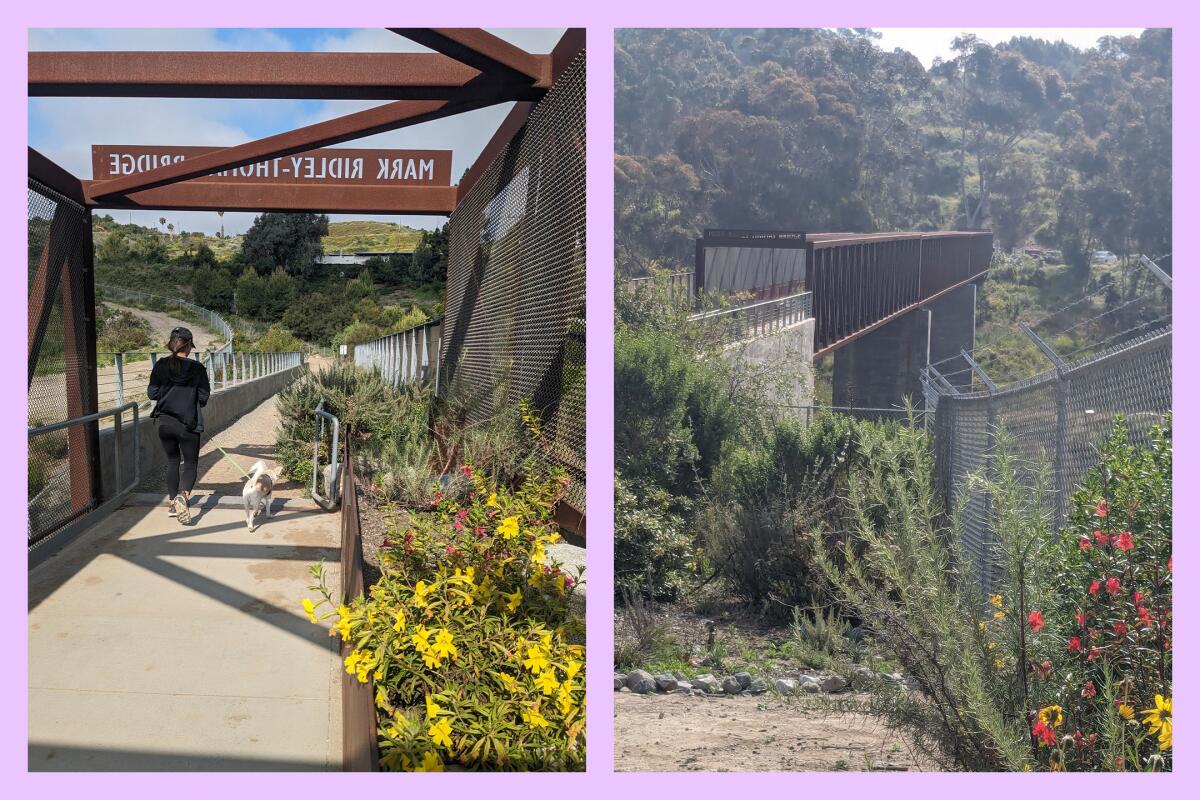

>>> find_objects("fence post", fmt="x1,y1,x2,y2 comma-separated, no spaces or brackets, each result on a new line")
150,352,159,368
1019,322,1071,528
114,353,125,406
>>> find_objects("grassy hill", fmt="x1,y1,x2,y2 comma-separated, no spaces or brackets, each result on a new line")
322,221,424,254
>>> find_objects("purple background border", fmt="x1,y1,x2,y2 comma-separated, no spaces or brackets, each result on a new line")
1,2,1193,794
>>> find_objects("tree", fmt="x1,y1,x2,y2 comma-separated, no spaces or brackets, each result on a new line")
192,267,235,312
239,212,329,279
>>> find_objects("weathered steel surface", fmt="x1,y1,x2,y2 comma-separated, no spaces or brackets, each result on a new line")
392,28,549,84
83,180,457,215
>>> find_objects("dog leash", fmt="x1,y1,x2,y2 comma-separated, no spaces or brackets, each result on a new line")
215,446,253,480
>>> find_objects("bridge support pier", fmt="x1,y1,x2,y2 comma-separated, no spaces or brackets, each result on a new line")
724,318,815,408
831,280,979,411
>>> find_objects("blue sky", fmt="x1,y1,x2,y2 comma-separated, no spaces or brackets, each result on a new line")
28,28,566,235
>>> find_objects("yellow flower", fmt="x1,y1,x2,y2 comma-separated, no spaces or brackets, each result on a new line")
554,573,567,594
531,542,546,565
428,717,453,748
332,604,353,639
506,589,523,613
375,687,393,713
432,628,457,660
988,593,1003,608
1038,705,1064,728
413,580,431,608
1118,703,1135,720
486,492,498,508
392,608,407,633
425,694,441,720
302,598,318,624
977,621,987,633
523,707,548,729
993,610,1005,621
534,668,560,696
1141,695,1172,750
412,625,432,653
557,683,575,714
523,645,549,673
566,660,582,680
344,649,364,675
987,641,997,650
498,515,520,539
994,658,1006,670
422,650,442,669
498,673,518,692
415,750,444,772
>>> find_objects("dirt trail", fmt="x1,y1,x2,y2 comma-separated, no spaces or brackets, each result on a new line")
105,302,224,353
614,692,934,772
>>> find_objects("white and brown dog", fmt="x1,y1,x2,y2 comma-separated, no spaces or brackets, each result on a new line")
243,460,277,532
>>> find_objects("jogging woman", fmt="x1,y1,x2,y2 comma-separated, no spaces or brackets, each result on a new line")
147,327,210,525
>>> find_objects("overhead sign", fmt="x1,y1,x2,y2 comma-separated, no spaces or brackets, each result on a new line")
91,144,452,187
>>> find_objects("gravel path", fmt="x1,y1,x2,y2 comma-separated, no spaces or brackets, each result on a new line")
614,692,933,772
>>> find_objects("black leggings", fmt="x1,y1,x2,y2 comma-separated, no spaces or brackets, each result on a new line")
157,415,201,497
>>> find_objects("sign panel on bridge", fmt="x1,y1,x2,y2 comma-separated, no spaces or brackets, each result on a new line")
92,145,453,186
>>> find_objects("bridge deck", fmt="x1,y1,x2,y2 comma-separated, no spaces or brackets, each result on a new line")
28,501,342,771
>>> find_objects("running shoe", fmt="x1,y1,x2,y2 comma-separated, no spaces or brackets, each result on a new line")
173,494,192,525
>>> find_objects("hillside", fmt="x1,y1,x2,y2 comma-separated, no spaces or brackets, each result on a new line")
322,221,424,254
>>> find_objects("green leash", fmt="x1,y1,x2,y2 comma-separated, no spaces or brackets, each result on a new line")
216,446,253,480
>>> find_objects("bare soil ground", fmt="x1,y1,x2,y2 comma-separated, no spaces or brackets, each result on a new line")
614,692,934,772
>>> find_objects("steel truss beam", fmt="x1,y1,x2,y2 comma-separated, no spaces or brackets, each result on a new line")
29,51,549,101
83,180,457,215
391,29,548,85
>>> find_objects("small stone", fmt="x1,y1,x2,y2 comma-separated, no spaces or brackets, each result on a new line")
851,666,875,687
801,680,820,693
692,674,720,693
746,677,768,694
614,673,627,690
820,674,848,693
774,678,799,695
882,672,903,685
721,675,744,695
654,673,679,692
734,671,753,689
626,669,658,694
676,681,693,693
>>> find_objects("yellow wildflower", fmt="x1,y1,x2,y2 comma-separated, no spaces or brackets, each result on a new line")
566,660,582,680
988,593,1003,608
344,649,364,676
994,658,1006,670
531,542,546,565
332,604,353,639
498,515,520,539
413,580,431,608
392,608,407,633
428,717,453,748
554,573,567,594
557,683,575,714
1038,705,1064,728
375,687,393,713
977,621,987,633
1141,695,1172,750
302,598,318,624
506,589,523,613
523,645,549,673
534,668,560,696
498,673,518,692
1118,703,1135,720
422,650,442,669
486,492,498,508
523,707,548,729
412,625,432,653
993,610,1005,621
432,628,457,660
425,694,442,720
415,750,444,772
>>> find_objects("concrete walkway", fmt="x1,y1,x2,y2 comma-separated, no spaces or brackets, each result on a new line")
28,501,343,771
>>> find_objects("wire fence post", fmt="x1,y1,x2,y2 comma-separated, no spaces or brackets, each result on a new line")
114,353,125,406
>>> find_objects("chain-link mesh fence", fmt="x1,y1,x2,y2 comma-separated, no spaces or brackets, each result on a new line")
28,179,103,544
439,50,587,511
927,326,1172,597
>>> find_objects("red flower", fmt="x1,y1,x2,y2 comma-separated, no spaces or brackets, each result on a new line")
1096,499,1109,517
1038,661,1052,679
1087,646,1101,661
1105,577,1121,596
1032,720,1057,746
1079,535,1093,551
1168,554,1173,572
1094,531,1111,545
1068,636,1083,653
1114,532,1133,552
1134,591,1144,605
1076,610,1087,627
1089,580,1101,597
1113,620,1128,636
460,464,472,476
1082,681,1096,698
1028,610,1045,632
457,508,469,519
1137,606,1152,627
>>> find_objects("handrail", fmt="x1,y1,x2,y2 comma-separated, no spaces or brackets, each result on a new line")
312,400,341,511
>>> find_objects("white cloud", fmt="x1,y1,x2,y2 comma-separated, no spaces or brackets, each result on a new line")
874,28,1146,68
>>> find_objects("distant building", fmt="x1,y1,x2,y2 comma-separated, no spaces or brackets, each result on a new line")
318,250,413,266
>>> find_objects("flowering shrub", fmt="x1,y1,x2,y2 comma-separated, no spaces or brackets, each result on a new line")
306,466,585,771
808,414,1171,771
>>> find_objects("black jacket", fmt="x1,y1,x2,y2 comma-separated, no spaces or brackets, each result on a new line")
148,356,211,432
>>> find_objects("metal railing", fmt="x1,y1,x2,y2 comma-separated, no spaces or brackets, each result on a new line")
312,400,342,511
96,283,234,355
29,401,139,552
625,271,695,298
689,290,813,342
94,350,306,415
354,318,442,390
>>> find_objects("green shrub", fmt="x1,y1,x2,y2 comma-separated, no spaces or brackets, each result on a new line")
252,325,306,353
96,305,153,352
305,467,583,771
614,478,695,601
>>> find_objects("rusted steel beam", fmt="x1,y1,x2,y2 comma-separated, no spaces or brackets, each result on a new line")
28,205,74,386
550,28,586,81
29,147,86,205
29,51,546,101
88,99,493,200
456,101,535,200
391,29,548,85
83,180,457,215
62,211,102,514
